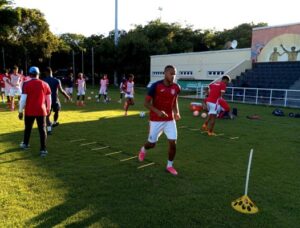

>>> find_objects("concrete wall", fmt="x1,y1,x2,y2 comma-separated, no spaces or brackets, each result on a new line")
150,48,251,83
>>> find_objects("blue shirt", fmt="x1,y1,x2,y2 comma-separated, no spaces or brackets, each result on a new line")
43,76,60,104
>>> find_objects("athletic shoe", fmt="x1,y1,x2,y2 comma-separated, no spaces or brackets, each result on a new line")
201,124,208,131
207,131,217,136
20,142,29,149
40,150,48,157
166,166,178,176
52,122,59,127
138,150,146,162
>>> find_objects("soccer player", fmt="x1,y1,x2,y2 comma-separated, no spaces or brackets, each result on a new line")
64,72,74,102
0,71,5,103
118,75,126,103
123,74,135,116
2,69,11,106
201,75,230,136
9,66,22,111
43,67,70,134
76,73,86,106
97,74,109,103
138,65,181,176
18,66,51,157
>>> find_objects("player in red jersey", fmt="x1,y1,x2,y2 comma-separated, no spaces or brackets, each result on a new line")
18,66,51,157
138,65,181,176
201,75,230,136
0,71,5,103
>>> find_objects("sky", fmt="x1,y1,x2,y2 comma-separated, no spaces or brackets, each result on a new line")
13,0,300,37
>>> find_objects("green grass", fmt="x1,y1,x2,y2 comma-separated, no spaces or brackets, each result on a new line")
0,87,300,227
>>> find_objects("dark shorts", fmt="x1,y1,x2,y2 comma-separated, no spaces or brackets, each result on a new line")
52,102,61,112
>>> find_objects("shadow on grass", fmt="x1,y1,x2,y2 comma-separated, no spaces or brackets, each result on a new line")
1,97,300,227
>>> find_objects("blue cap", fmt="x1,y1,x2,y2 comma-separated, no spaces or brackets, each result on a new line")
29,66,40,75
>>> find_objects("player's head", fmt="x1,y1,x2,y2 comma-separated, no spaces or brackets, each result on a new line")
222,75,231,84
164,65,176,84
128,73,134,81
78,72,83,78
291,46,296,51
13,65,18,73
29,66,40,78
45,67,52,76
103,74,107,79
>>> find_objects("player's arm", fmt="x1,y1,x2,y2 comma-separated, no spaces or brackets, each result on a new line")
58,80,70,100
144,96,168,118
172,96,181,120
46,94,51,114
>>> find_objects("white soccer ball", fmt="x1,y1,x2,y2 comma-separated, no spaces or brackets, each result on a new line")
87,96,92,100
201,112,208,118
139,111,146,118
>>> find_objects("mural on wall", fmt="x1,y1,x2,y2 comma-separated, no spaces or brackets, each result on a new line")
251,23,300,62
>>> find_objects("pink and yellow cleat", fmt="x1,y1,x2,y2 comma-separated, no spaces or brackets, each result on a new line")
166,166,178,176
138,150,146,162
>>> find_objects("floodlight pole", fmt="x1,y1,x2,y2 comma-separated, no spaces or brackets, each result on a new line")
114,0,118,86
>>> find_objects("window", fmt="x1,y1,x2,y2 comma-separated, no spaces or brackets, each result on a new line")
179,71,193,76
207,71,224,76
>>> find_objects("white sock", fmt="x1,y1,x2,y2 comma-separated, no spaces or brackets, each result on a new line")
167,160,173,168
140,146,146,153
47,126,52,132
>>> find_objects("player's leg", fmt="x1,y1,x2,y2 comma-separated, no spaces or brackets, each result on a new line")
36,116,48,156
22,115,35,147
138,121,164,161
164,120,178,175
76,90,80,105
52,102,61,126
124,97,129,115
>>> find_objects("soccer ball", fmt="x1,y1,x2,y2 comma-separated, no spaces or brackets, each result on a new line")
193,110,199,116
91,91,94,94
201,112,208,118
87,96,92,100
139,111,146,118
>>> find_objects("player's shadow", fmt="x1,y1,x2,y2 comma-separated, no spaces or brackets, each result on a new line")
2,115,168,227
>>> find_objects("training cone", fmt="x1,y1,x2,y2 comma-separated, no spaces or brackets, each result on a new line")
232,149,259,214
231,195,258,214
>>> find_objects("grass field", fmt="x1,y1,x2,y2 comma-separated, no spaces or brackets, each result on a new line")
0,87,300,227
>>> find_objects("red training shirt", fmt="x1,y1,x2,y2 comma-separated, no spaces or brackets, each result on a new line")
147,80,181,121
22,78,51,116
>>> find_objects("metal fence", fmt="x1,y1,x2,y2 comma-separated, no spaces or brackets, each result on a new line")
196,86,300,108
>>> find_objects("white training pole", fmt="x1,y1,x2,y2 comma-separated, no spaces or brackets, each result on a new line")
244,149,254,196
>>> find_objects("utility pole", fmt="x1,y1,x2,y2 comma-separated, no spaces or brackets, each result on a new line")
1,47,5,70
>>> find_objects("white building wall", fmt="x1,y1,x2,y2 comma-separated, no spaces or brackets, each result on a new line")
150,48,251,82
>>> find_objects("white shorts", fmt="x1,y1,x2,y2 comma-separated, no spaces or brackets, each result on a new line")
207,102,218,115
77,88,85,96
9,87,21,97
65,87,73,94
148,120,177,143
5,88,10,96
1,87,4,93
99,87,107,95
125,93,134,99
